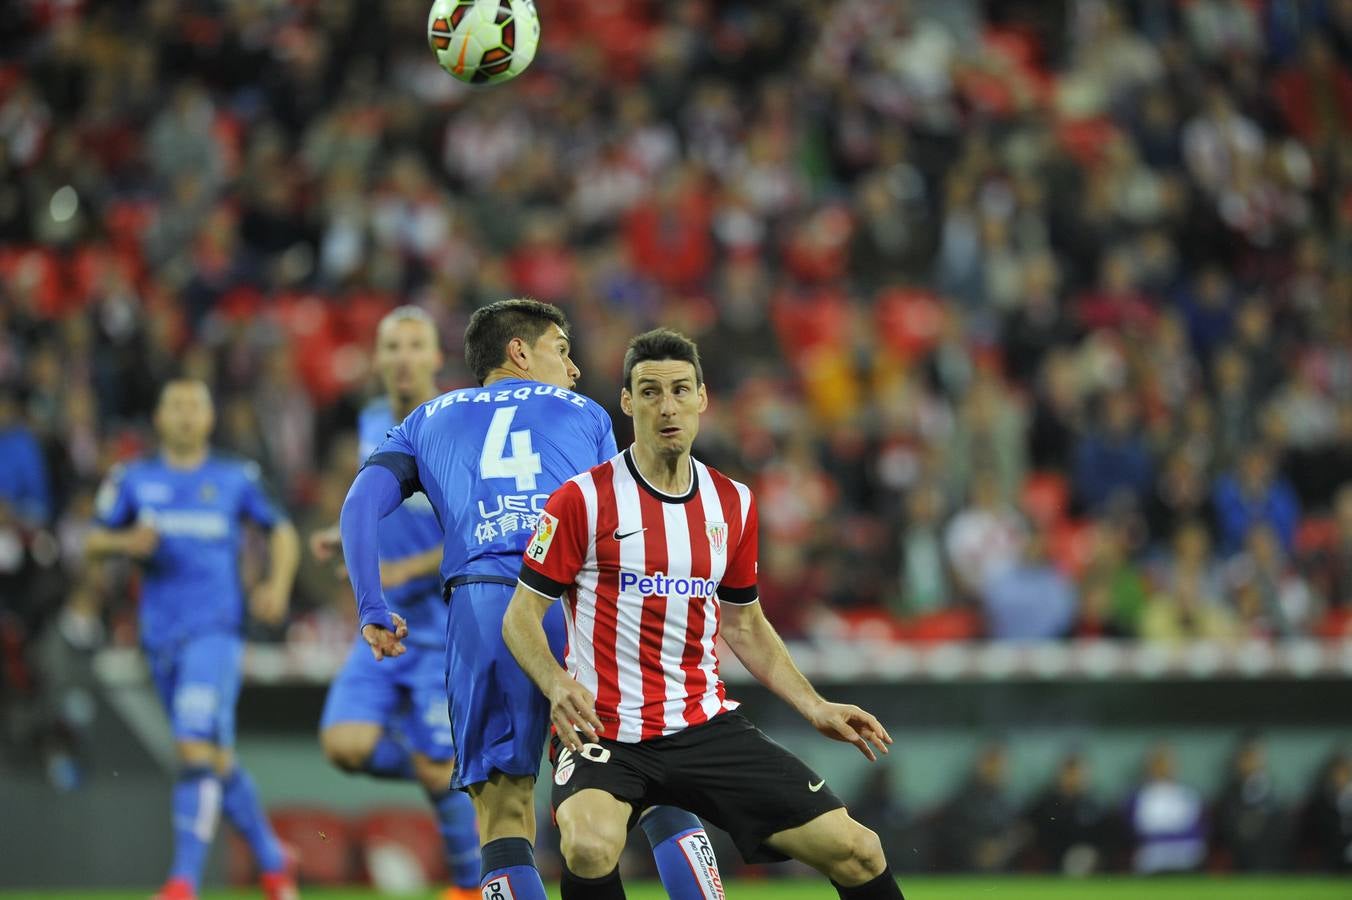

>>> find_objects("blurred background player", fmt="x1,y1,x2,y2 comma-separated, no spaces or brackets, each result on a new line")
85,380,301,900
503,329,901,899
309,306,480,898
340,300,724,900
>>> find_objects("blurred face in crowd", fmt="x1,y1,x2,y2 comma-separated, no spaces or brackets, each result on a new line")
376,315,442,406
155,380,214,456
622,359,707,463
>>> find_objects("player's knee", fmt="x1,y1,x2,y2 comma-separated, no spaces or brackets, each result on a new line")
411,754,455,795
826,822,887,886
558,822,626,878
320,729,374,773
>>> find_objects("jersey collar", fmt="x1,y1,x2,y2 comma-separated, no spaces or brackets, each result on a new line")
623,446,698,504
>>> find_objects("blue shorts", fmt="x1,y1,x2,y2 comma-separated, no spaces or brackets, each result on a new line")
446,581,567,790
320,636,455,761
146,632,243,746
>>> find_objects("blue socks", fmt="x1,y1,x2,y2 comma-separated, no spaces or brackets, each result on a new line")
170,766,221,888
641,806,724,899
364,733,417,780
480,836,548,900
429,788,480,888
221,766,286,875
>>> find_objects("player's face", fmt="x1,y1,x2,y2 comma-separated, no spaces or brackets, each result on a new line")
526,323,580,390
375,318,442,402
622,360,708,458
154,381,214,452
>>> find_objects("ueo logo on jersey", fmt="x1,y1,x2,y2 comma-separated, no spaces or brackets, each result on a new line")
526,511,558,562
620,570,719,599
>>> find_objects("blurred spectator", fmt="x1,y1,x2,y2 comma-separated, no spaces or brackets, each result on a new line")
0,389,51,527
1306,484,1352,614
937,742,1028,873
1078,517,1149,637
1026,753,1107,875
980,528,1077,641
1299,749,1352,872
1213,734,1287,871
1141,522,1235,643
1126,744,1208,874
849,766,917,873
1225,523,1315,638
1145,451,1212,548
945,471,1027,600
893,484,950,618
1213,445,1301,557
1072,390,1153,513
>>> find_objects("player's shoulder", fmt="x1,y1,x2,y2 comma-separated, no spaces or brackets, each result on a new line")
205,452,266,484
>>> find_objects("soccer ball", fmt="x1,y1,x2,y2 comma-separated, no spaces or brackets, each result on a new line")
427,0,540,85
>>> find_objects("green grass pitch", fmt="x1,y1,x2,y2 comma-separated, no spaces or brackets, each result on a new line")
3,879,1350,900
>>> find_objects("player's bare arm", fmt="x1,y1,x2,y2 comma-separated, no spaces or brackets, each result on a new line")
502,583,603,751
380,545,443,590
84,522,160,560
720,600,893,761
250,520,300,625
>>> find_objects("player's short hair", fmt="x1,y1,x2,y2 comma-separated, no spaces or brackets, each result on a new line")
622,328,704,390
464,298,569,385
378,304,439,338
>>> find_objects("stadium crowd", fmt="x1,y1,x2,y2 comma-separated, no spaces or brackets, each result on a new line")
1,0,1350,658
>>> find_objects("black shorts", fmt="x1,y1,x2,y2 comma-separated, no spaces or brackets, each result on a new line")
549,710,845,863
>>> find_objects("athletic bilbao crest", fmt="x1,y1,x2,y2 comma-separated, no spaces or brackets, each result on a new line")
526,511,558,562
554,746,575,785
706,521,727,555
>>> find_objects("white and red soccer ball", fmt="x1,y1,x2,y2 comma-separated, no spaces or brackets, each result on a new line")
427,0,541,85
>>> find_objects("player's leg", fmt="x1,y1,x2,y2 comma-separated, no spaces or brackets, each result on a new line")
404,647,480,893
319,635,415,780
446,583,552,900
638,806,725,900
555,788,633,900
649,711,902,899
186,635,294,899
148,644,223,900
765,809,901,898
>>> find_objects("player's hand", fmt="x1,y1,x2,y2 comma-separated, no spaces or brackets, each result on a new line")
546,673,603,752
805,701,893,762
249,582,290,626
309,525,342,562
123,523,159,560
362,613,408,661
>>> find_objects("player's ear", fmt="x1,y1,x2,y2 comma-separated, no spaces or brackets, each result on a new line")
620,387,633,417
697,383,708,413
505,336,528,371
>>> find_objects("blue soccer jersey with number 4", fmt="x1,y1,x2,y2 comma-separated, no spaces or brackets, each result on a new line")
363,378,617,586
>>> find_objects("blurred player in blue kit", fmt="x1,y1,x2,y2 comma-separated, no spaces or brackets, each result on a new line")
309,307,480,898
339,299,726,900
87,380,301,900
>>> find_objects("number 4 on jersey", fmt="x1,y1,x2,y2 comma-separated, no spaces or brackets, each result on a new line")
479,406,542,491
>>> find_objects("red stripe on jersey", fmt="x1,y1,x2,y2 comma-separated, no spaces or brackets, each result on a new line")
706,469,747,710
680,504,712,725
589,464,623,737
635,487,672,739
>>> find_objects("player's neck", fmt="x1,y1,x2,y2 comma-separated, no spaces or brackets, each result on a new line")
630,442,692,496
482,365,529,386
161,445,208,470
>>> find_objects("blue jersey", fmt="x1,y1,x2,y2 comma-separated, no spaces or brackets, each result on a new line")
358,399,448,645
95,454,285,650
365,378,617,586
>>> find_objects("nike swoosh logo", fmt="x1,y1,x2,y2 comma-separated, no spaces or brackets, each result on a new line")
808,779,825,792
613,528,647,541
452,35,470,75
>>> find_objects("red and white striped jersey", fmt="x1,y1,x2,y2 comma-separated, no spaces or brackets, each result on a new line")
519,447,759,742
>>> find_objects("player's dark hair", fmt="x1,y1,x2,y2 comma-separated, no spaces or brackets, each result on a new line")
464,298,570,385
622,328,704,390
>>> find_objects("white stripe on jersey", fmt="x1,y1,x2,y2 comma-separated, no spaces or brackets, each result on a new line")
568,471,602,703
694,459,735,724
657,499,693,727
